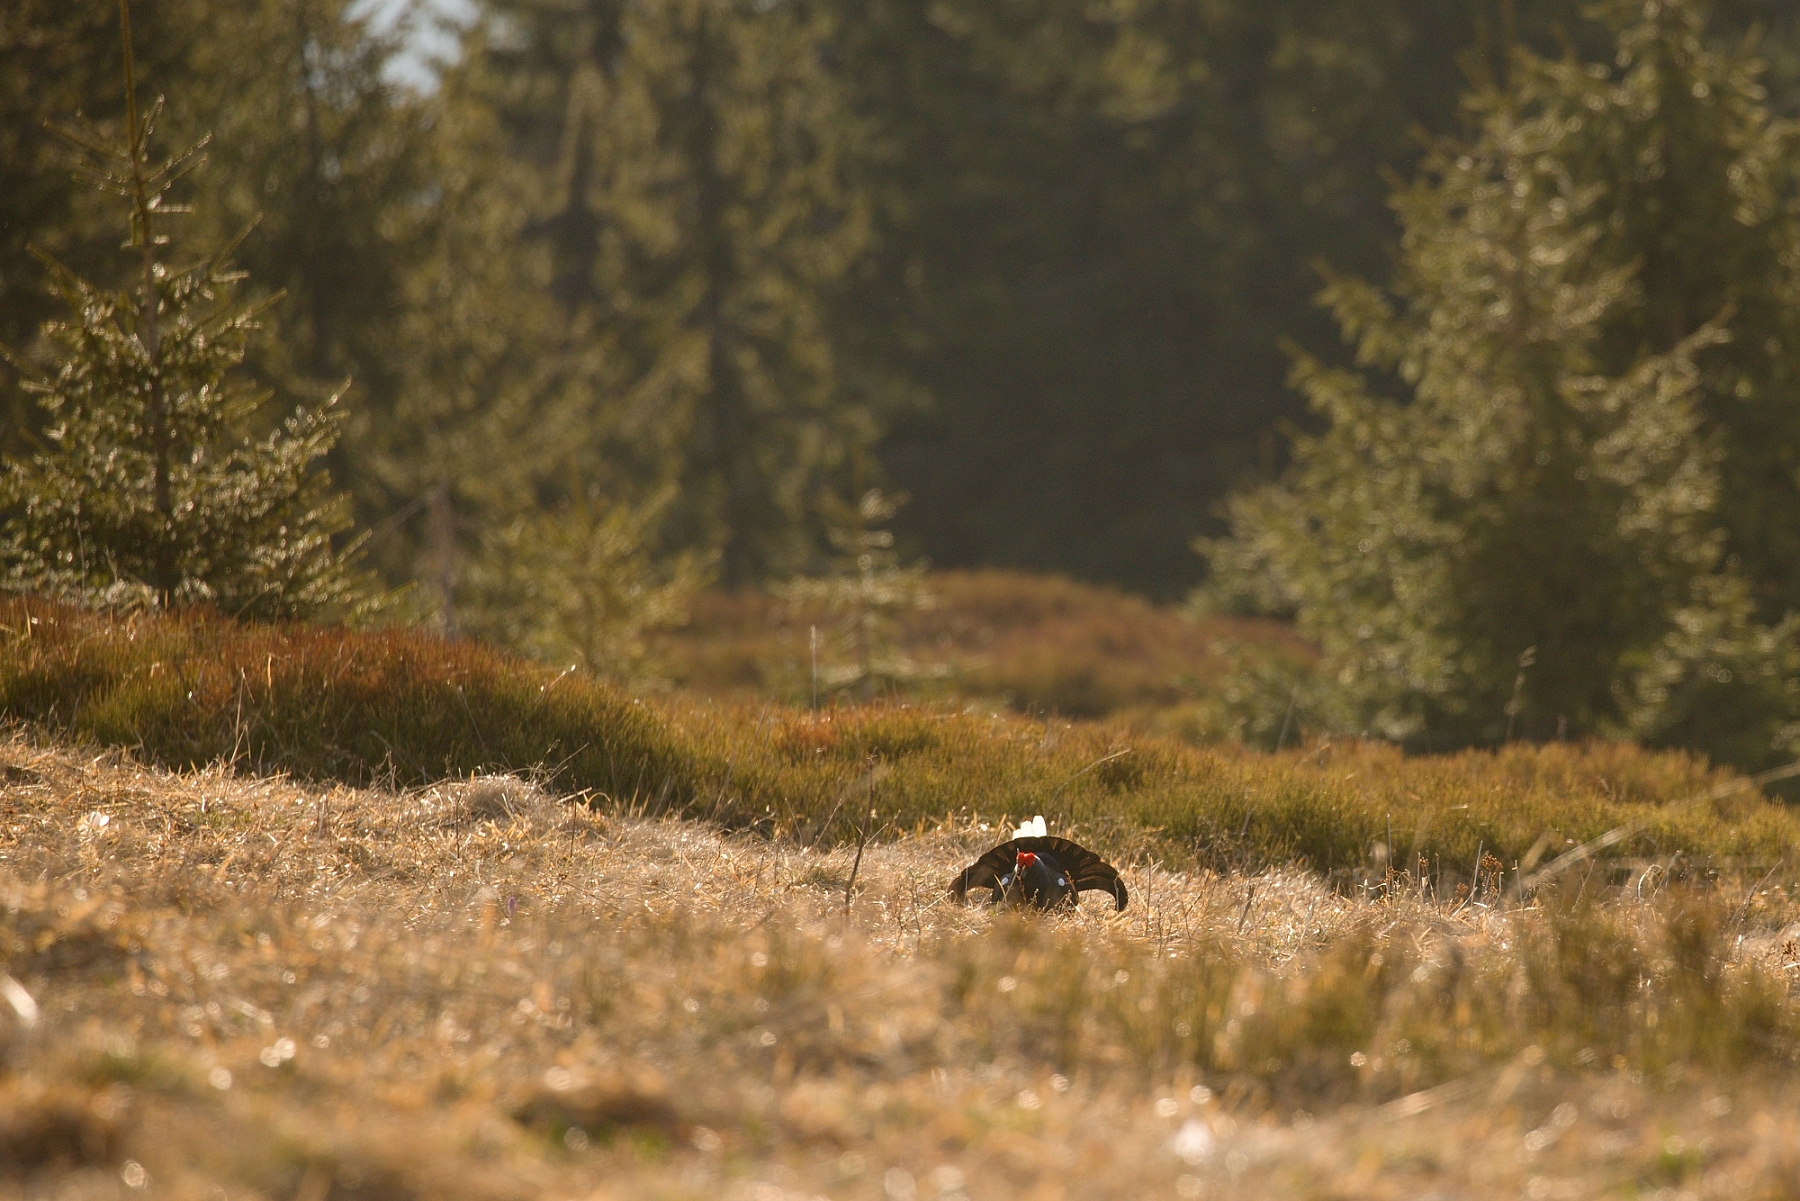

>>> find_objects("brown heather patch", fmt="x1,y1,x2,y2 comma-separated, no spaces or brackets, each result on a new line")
5,734,1800,1197
655,570,1308,720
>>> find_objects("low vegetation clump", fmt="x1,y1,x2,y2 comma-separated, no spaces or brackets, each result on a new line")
3,594,1796,884
4,734,1800,1197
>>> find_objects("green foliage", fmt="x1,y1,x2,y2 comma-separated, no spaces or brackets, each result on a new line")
4,595,1796,875
1560,1,1800,621
0,17,376,622
1202,0,1800,763
0,0,185,448
349,76,569,617
853,0,1800,594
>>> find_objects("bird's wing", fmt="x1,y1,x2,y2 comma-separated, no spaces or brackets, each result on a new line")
949,842,1019,903
1013,837,1128,911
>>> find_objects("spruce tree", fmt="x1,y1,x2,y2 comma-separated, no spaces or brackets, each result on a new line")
1201,1,1800,765
0,1,442,547
0,1,375,621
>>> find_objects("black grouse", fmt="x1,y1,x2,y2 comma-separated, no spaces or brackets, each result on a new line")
949,816,1128,911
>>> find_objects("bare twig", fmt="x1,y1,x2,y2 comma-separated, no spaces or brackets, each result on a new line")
1236,881,1258,934
845,806,874,916
1452,840,1483,915
1275,685,1298,752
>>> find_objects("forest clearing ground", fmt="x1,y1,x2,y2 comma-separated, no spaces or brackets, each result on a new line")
4,731,1800,1199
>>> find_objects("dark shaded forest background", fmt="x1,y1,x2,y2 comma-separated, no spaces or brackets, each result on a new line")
16,0,1789,595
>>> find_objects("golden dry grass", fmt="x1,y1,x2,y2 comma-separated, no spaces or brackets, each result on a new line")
7,730,1800,1199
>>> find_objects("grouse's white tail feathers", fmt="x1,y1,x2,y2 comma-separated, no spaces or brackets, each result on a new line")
1013,814,1047,840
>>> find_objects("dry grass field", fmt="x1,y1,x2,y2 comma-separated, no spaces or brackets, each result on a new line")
9,597,1800,1197
7,729,1800,1199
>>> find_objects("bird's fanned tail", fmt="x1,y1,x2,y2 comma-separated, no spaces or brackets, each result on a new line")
949,835,1127,911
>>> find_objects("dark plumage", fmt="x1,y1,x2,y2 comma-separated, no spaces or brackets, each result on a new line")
950,835,1128,912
